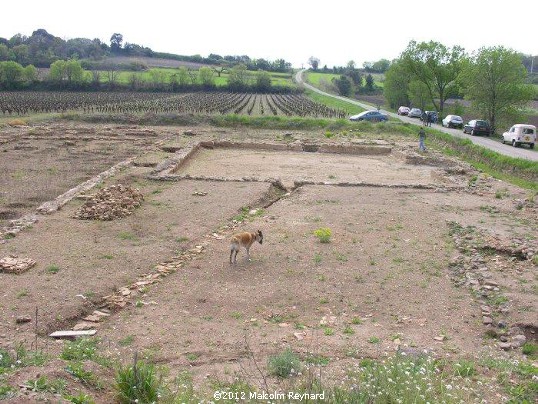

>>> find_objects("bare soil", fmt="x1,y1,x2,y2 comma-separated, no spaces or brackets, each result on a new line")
0,122,536,402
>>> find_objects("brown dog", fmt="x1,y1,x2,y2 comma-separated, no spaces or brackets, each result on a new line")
229,230,263,264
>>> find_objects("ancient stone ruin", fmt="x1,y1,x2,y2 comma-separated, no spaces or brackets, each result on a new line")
74,184,144,221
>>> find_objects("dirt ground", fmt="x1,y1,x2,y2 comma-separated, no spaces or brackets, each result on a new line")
0,122,536,402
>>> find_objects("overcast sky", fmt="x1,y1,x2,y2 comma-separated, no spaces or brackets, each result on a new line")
1,0,536,68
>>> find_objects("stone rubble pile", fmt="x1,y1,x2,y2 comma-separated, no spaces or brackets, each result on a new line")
0,255,36,274
74,184,144,221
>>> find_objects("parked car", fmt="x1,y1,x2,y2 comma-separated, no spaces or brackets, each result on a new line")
408,108,422,118
501,124,536,148
442,115,464,129
463,119,491,136
421,111,438,124
397,106,410,115
349,110,388,122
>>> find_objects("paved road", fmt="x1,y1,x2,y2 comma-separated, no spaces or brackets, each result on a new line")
295,70,538,162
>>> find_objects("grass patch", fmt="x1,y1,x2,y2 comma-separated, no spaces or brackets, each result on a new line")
267,349,302,378
60,338,98,361
115,359,164,404
46,264,60,274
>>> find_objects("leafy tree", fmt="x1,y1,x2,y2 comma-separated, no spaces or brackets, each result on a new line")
308,56,320,71
198,66,215,88
255,70,271,91
0,61,24,89
459,46,536,133
48,59,66,82
110,33,123,53
149,68,167,89
178,66,190,87
408,80,429,111
347,69,362,86
227,64,249,90
365,74,375,92
23,64,37,82
332,75,352,96
0,44,9,61
12,45,30,65
383,60,410,109
401,40,465,113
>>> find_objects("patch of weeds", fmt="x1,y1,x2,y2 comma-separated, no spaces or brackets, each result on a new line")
489,294,509,307
100,254,114,260
313,253,322,264
304,354,330,366
0,384,15,399
294,322,306,330
176,236,189,243
343,326,355,335
135,300,144,308
230,311,242,320
319,297,329,304
268,315,284,324
313,227,332,243
63,392,96,404
119,335,135,347
522,342,537,358
369,259,377,266
495,188,510,199
368,336,381,344
23,376,66,394
16,289,28,298
317,274,326,281
3,233,15,240
323,327,334,336
354,274,364,283
479,205,500,214
532,255,538,266
267,349,302,378
305,215,322,223
118,231,137,241
46,264,60,274
335,252,348,262
61,338,98,361
186,353,199,362
65,362,102,389
328,174,337,179
115,360,164,404
453,359,476,377
468,175,478,187
232,206,264,222
172,371,199,403
351,317,363,325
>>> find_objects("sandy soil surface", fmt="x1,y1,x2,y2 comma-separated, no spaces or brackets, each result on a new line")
0,122,536,402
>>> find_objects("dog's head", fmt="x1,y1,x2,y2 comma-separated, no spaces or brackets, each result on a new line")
257,230,263,244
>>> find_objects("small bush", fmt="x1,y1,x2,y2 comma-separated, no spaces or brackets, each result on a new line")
313,227,332,243
453,359,476,377
267,349,302,378
522,342,537,357
115,360,164,404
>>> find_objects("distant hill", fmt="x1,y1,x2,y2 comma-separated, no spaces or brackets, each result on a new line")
0,29,292,72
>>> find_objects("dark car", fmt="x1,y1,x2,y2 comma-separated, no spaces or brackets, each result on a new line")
349,110,388,122
463,119,491,136
421,111,438,125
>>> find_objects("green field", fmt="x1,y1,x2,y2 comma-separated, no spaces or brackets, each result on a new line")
98,68,295,88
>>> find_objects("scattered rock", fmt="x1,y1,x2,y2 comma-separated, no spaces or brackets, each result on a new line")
0,255,36,274
192,191,208,196
482,316,493,325
434,335,446,342
511,334,527,348
499,342,512,350
500,335,509,342
74,184,144,221
16,315,32,324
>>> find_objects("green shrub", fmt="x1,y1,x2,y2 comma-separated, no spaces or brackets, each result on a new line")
313,227,332,243
267,349,302,378
115,360,163,404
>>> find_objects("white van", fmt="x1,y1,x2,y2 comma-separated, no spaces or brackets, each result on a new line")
501,124,536,149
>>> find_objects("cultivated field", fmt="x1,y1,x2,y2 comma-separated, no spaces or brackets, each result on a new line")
0,92,346,118
0,122,536,402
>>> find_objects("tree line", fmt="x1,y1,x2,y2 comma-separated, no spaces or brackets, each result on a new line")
382,41,536,133
0,29,292,73
0,60,291,93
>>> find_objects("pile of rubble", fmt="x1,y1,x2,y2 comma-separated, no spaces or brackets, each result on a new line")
74,184,144,221
0,255,36,274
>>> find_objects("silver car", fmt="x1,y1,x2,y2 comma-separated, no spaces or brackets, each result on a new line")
408,108,422,118
442,115,464,129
